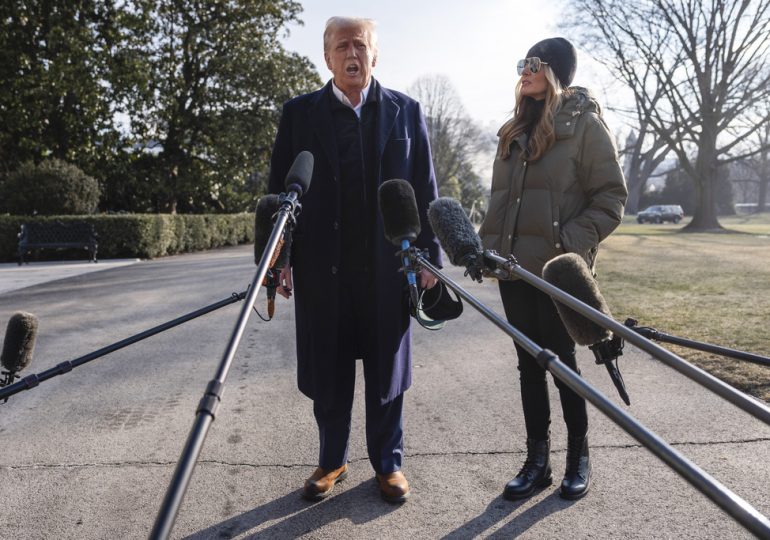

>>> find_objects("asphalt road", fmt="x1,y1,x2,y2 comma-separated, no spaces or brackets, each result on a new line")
1,245,768,539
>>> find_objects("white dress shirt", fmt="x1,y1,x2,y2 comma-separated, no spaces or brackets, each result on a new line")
331,80,371,118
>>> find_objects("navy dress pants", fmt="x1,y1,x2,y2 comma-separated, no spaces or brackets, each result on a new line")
313,270,404,474
499,279,588,441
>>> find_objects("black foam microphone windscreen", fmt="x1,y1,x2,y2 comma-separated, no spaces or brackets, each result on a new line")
285,151,313,197
542,253,613,346
254,194,281,266
427,197,482,266
378,179,421,245
1,312,38,373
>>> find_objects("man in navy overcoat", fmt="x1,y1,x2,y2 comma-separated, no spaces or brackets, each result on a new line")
268,16,441,503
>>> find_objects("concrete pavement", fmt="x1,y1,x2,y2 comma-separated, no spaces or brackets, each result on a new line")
0,245,768,539
0,258,141,295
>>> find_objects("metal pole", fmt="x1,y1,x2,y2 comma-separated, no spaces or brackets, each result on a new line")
0,292,247,402
627,322,770,367
482,250,770,427
417,255,770,539
149,193,296,540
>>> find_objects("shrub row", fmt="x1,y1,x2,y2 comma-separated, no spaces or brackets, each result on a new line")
0,214,254,263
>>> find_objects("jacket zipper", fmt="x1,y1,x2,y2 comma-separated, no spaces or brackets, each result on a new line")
510,159,528,253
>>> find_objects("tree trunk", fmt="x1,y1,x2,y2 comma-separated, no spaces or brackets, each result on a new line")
758,148,768,213
684,128,722,231
625,169,645,215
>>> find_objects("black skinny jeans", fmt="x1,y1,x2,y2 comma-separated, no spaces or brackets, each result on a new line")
499,279,588,441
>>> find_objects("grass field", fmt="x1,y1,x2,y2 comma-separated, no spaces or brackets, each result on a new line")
596,212,770,401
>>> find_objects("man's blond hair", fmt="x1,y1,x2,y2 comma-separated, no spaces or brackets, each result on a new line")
323,16,378,53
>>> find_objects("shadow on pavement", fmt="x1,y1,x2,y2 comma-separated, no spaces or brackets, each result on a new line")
184,480,400,539
442,491,576,539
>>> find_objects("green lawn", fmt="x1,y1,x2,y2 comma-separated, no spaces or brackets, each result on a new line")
596,212,770,401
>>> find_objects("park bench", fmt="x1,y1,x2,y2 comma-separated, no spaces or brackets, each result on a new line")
17,221,99,265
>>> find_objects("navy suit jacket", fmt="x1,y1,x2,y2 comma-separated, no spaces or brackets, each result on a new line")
268,79,441,405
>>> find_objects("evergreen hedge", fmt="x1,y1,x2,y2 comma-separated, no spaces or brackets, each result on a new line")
0,214,254,262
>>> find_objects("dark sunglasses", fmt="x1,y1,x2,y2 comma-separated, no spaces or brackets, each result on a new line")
517,57,549,75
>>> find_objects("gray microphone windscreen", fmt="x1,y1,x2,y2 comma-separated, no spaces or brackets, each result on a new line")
254,194,281,265
542,253,613,346
1,312,38,373
285,151,313,197
378,179,421,245
427,197,482,266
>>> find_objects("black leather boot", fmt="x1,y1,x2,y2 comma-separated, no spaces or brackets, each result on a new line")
503,438,552,500
560,434,591,500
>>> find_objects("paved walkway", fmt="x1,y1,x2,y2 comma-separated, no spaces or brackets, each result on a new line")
0,259,141,295
1,245,768,539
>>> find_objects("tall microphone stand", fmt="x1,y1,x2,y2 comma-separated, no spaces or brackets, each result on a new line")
149,192,300,540
402,248,770,539
625,318,770,367
0,292,247,403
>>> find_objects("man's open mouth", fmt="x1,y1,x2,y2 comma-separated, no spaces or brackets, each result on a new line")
346,64,360,75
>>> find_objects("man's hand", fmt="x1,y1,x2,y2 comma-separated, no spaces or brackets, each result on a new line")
277,266,293,299
418,268,437,289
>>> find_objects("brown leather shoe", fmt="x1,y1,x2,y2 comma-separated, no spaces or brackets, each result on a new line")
376,471,410,503
302,464,348,501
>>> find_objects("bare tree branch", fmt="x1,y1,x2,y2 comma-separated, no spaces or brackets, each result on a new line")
562,0,770,229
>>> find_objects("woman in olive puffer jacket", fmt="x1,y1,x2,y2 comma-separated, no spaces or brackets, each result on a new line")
478,37,627,502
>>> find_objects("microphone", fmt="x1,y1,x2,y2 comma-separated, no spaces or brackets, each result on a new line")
542,254,612,345
378,179,421,308
427,197,484,281
542,253,630,405
285,150,313,197
254,194,282,266
1,312,38,399
270,149,312,273
253,194,285,319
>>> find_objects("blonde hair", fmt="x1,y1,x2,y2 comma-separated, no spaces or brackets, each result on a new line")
497,66,570,161
323,17,378,53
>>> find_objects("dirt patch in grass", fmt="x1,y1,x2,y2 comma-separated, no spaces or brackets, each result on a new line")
596,214,770,402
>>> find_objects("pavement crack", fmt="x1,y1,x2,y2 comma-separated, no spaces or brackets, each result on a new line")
2,437,767,471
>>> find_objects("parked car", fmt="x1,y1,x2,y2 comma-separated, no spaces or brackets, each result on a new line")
636,205,684,224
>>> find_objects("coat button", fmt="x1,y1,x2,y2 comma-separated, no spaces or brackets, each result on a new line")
331,266,337,274
566,121,571,126
333,221,339,230
553,221,559,226
555,243,561,249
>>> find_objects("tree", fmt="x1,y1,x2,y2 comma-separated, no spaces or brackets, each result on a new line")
0,1,321,214
564,0,770,230
618,122,671,215
755,131,770,213
0,1,132,173
737,106,770,212
120,0,321,213
642,160,734,215
407,75,492,212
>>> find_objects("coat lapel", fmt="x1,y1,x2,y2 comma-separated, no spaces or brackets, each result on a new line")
310,82,340,178
377,84,400,162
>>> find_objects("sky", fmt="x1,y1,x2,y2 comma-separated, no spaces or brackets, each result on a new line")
280,0,619,132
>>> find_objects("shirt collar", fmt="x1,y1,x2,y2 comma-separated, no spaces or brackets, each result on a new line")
331,80,371,118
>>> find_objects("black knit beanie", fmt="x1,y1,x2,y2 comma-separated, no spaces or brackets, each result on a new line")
526,37,577,89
